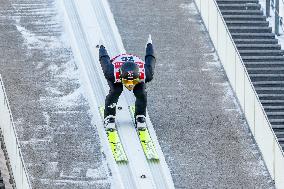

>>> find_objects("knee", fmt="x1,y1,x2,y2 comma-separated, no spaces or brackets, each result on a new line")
116,85,123,95
134,89,147,100
108,83,123,98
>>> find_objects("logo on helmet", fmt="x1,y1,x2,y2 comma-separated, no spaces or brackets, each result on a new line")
127,71,134,79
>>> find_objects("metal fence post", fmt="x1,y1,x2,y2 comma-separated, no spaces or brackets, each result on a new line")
275,0,280,35
266,0,270,17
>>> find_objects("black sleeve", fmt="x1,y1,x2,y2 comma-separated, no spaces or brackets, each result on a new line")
145,43,156,83
99,45,115,82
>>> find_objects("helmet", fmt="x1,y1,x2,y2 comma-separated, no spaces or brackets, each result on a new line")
120,62,140,90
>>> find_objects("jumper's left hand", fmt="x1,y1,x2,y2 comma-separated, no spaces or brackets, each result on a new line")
145,34,152,48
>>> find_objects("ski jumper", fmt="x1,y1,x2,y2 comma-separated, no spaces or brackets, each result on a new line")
99,43,156,118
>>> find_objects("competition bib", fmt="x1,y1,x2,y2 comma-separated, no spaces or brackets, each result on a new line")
111,54,146,83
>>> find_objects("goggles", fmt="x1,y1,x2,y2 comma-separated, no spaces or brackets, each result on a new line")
121,78,140,90
121,78,140,86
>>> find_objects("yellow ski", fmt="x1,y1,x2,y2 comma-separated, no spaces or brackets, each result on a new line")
99,106,128,162
129,106,159,161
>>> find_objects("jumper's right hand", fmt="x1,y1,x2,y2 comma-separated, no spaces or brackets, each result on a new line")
99,45,109,60
96,44,105,49
97,39,105,49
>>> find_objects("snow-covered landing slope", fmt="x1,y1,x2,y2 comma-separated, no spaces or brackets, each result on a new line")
61,0,174,188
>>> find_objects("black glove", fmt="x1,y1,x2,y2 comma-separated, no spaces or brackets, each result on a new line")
99,45,109,60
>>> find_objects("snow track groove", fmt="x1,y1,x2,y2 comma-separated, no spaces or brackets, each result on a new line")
62,1,126,188
62,0,174,188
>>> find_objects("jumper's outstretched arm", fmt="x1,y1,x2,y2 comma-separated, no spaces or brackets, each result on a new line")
99,45,115,82
145,35,156,82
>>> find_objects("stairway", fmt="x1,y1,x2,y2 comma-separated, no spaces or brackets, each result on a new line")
216,0,284,149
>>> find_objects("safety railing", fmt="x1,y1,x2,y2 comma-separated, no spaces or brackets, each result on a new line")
270,0,284,35
0,75,31,189
194,0,284,187
280,0,284,32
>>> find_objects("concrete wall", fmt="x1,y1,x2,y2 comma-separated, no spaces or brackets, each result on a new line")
194,0,284,187
0,75,31,189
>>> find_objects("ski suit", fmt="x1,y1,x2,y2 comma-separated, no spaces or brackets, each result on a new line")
99,44,156,118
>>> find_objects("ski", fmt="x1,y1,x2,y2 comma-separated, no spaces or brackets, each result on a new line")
129,106,159,161
99,106,128,162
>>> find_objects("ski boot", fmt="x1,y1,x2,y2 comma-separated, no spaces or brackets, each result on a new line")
136,115,147,130
104,115,116,131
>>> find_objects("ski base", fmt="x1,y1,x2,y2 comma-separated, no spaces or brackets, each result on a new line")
99,106,128,162
129,106,159,161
